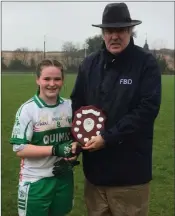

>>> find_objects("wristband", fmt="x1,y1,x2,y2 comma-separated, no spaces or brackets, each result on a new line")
52,145,56,156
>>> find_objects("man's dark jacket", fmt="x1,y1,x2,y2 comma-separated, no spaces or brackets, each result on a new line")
70,38,161,186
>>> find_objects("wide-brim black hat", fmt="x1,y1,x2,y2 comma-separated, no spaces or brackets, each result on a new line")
92,3,142,28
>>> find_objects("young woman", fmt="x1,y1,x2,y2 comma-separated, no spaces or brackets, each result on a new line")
10,59,78,216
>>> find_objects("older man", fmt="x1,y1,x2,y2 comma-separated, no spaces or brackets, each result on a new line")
71,3,161,216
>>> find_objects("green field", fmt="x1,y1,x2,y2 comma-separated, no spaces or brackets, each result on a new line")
2,74,174,216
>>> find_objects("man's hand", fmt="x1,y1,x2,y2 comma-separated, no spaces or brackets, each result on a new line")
82,135,105,152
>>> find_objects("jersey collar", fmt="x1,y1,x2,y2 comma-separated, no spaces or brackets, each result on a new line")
33,89,64,108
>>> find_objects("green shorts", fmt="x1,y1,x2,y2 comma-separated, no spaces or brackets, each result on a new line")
18,172,74,216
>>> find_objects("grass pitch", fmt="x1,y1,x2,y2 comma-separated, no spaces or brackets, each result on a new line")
1,74,174,216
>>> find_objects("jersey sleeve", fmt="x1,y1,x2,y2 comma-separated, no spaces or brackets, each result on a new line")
10,105,33,145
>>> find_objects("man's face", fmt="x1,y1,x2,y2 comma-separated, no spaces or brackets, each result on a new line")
102,27,132,55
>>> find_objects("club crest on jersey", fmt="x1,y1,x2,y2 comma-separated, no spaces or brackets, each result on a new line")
55,113,72,128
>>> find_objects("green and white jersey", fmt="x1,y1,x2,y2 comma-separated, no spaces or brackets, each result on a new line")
10,94,72,183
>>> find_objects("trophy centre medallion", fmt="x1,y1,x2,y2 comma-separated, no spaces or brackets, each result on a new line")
83,118,95,132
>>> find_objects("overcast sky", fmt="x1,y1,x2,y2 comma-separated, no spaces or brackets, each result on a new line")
2,1,174,51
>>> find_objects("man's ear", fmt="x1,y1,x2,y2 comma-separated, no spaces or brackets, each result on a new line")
129,26,135,36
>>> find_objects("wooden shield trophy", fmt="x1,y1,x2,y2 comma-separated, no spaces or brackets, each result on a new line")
71,105,106,146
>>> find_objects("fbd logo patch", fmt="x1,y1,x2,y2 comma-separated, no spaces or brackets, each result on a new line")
120,79,132,84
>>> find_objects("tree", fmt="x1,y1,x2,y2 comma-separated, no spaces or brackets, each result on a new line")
10,47,30,71
156,54,169,74
86,35,103,54
30,58,36,70
1,56,8,71
152,49,157,58
13,47,29,65
61,41,80,70
34,49,44,62
8,59,28,71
